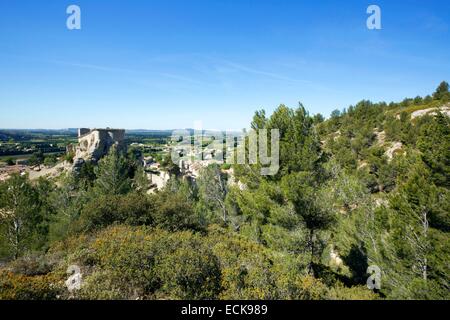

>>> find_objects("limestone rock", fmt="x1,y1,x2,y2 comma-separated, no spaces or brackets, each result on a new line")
72,128,125,171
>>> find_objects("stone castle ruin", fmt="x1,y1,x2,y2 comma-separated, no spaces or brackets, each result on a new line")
72,128,126,171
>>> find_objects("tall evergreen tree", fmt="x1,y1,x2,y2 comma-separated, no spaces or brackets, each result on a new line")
93,146,131,196
433,81,449,101
0,174,43,259
417,112,450,187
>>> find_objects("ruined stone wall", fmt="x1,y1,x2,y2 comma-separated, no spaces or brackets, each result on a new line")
73,128,125,171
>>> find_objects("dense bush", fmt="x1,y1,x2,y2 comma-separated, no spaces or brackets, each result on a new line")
0,270,63,300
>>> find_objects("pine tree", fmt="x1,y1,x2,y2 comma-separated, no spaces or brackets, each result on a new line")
0,174,40,259
281,172,334,275
417,112,450,187
375,165,449,298
433,81,449,101
197,164,228,223
93,146,131,196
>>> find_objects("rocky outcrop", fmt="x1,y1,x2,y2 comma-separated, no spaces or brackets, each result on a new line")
410,104,450,119
73,128,125,172
385,141,403,161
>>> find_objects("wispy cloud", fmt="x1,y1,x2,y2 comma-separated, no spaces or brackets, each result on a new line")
137,53,313,84
216,60,312,84
51,60,136,74
47,58,214,90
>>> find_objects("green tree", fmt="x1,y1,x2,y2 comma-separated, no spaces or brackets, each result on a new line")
313,113,325,124
267,104,324,177
160,155,180,176
0,174,42,259
433,81,449,101
77,160,97,188
74,193,155,233
5,158,15,166
152,189,203,232
251,109,267,130
197,164,228,223
373,166,449,299
28,151,44,168
47,173,90,242
43,155,57,167
417,112,450,187
330,109,341,119
93,146,131,196
281,172,335,275
132,165,149,193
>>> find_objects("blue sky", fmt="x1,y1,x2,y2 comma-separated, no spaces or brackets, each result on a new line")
0,0,449,130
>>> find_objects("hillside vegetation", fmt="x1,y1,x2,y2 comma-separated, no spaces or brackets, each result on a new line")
0,82,449,300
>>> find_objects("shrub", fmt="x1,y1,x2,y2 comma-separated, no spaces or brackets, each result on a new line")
156,233,221,299
327,283,379,300
6,158,15,166
0,270,63,300
74,193,154,233
206,226,278,299
74,226,221,300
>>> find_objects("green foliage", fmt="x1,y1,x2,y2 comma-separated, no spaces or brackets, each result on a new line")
327,283,378,300
43,155,57,167
78,225,161,299
74,193,155,233
1,83,449,300
93,146,131,196
197,164,228,223
0,270,63,300
267,104,324,177
433,81,449,101
47,173,90,242
28,150,44,167
63,151,75,164
77,161,96,188
160,154,180,176
0,174,53,259
251,109,267,130
132,165,149,193
156,232,221,299
417,112,450,187
151,191,203,232
62,226,221,299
